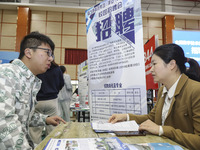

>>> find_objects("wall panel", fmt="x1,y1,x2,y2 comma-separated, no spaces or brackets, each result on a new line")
31,21,46,34
2,23,16,36
78,23,86,36
47,12,62,21
62,36,77,48
31,11,46,21
78,36,87,49
47,22,62,34
3,10,17,23
1,36,16,50
63,23,77,35
175,19,185,29
78,13,86,23
63,12,77,22
186,19,198,30
0,10,17,51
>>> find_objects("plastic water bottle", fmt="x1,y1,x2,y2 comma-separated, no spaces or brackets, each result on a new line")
75,95,80,107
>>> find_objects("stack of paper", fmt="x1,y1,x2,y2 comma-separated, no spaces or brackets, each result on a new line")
91,120,139,132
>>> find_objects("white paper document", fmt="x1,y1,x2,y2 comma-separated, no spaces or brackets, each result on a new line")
92,121,139,132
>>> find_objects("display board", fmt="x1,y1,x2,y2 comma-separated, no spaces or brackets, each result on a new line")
78,60,89,106
0,51,19,64
86,0,147,121
144,35,159,90
172,30,200,67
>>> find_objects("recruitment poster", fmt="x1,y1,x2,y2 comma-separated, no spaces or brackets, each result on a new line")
144,35,159,90
86,0,147,121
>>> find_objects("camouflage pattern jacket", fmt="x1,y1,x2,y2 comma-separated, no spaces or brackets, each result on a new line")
0,59,47,150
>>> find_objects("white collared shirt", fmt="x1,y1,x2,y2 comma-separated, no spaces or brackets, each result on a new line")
161,74,182,125
158,74,182,136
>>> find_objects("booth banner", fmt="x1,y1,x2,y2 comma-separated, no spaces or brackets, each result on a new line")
86,0,147,121
0,51,19,64
172,30,200,67
144,35,159,90
78,60,89,106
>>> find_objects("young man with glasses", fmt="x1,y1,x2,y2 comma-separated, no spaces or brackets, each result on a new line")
0,31,66,150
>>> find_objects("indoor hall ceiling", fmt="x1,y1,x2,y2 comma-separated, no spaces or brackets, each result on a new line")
24,0,200,14
0,0,200,15
141,0,200,14
25,0,200,14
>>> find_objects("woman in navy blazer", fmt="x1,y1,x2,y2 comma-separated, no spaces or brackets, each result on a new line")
109,44,200,150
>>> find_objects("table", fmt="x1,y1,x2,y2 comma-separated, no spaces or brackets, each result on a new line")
35,122,188,150
70,107,90,122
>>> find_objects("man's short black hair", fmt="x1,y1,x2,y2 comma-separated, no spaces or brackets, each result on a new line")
18,31,55,59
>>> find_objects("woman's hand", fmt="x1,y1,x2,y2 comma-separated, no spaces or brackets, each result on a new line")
139,119,160,135
108,114,127,123
46,116,66,126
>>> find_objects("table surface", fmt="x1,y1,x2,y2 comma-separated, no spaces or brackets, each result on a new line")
35,122,188,150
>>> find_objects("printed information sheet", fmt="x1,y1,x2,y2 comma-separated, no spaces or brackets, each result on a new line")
44,137,129,150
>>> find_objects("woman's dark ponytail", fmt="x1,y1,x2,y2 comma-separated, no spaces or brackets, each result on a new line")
185,58,200,82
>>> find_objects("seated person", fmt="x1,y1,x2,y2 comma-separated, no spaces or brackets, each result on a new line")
108,44,200,150
0,31,65,149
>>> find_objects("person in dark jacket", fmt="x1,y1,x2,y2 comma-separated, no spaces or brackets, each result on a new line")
29,60,64,144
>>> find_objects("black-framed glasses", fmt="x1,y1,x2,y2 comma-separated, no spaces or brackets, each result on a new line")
29,47,54,58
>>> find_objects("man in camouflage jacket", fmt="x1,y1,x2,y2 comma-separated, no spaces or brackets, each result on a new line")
0,32,65,150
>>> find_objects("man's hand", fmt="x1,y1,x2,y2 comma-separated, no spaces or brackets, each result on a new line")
108,114,127,123
46,116,66,126
139,119,159,135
